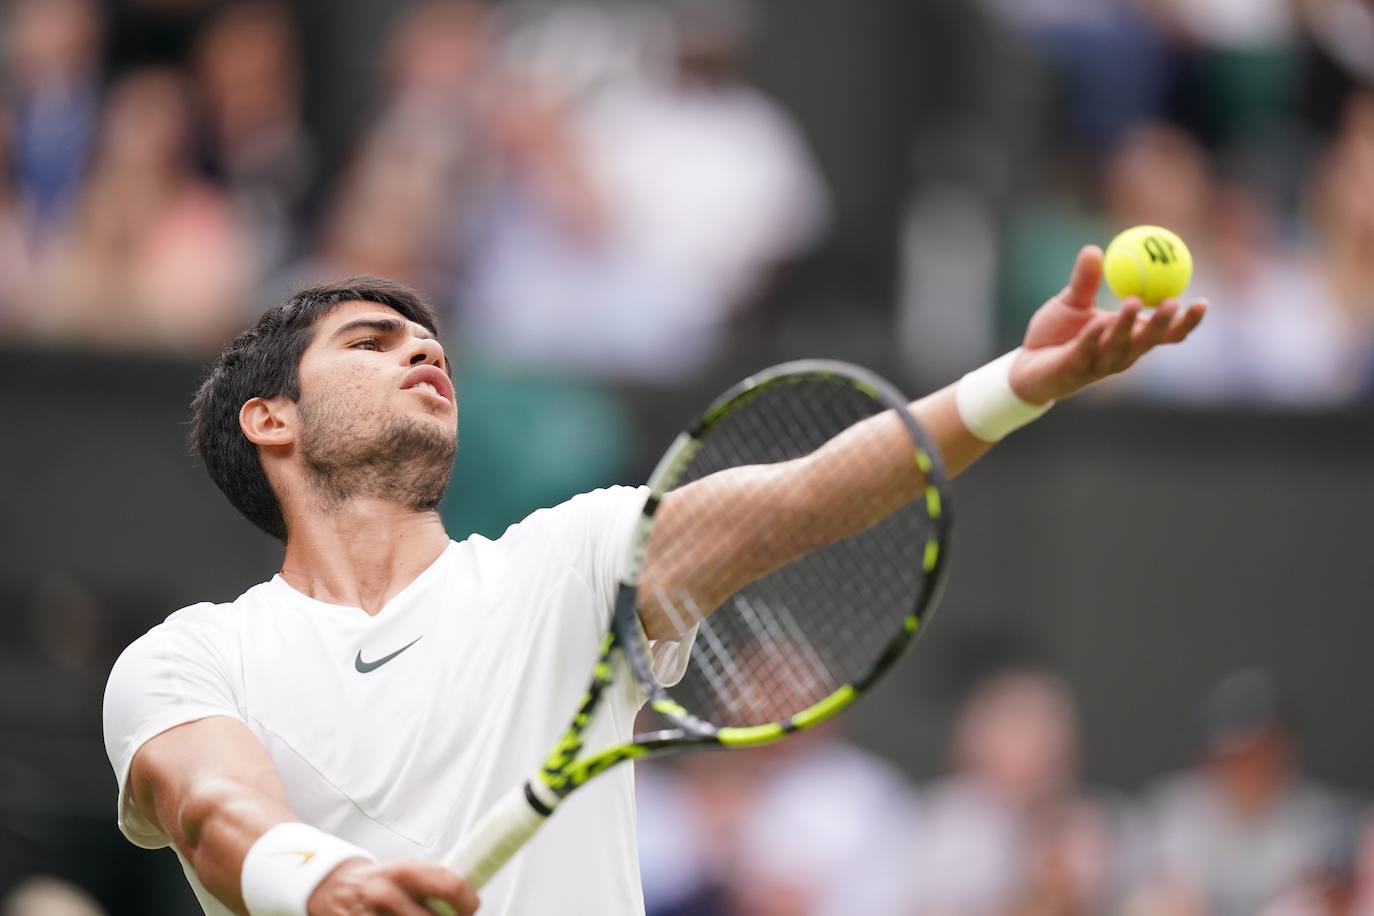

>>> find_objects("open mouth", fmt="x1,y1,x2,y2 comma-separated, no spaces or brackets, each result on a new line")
400,365,454,405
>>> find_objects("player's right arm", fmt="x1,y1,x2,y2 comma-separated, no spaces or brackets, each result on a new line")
128,716,291,910
129,716,478,916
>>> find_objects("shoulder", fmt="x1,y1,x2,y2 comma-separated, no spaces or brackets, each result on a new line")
103,584,270,711
1145,771,1217,822
1286,780,1353,823
469,486,648,601
541,484,648,520
103,599,253,836
101,605,234,851
114,598,247,667
554,485,649,521
494,485,647,546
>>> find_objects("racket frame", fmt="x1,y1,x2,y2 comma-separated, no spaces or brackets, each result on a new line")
629,360,950,735
436,360,952,901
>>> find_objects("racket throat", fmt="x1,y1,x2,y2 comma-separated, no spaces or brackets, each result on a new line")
523,778,560,817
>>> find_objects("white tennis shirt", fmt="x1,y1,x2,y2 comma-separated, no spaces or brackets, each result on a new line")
103,486,691,916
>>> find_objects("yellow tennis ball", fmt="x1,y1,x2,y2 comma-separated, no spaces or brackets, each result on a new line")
1102,225,1193,307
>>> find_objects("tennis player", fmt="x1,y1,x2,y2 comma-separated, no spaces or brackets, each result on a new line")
103,248,1202,916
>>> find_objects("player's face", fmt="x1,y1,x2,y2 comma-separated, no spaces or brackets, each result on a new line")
290,301,457,509
297,301,456,427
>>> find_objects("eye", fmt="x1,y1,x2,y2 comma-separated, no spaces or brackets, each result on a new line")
351,338,382,351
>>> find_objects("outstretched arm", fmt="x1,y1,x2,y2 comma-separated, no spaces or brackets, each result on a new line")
637,245,1206,639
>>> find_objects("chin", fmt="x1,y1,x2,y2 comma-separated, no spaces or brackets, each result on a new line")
414,414,458,449
394,414,455,449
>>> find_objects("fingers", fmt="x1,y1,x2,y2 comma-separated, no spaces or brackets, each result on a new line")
1096,298,1139,366
318,861,479,916
390,862,480,911
1114,297,1206,368
1060,245,1104,311
1131,297,1207,350
1164,299,1207,342
1130,300,1177,354
367,883,432,916
1068,312,1110,372
386,862,478,916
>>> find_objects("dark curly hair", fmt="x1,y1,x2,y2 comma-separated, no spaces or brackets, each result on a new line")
189,277,441,541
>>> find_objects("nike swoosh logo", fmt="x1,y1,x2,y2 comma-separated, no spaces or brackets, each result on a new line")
355,636,423,673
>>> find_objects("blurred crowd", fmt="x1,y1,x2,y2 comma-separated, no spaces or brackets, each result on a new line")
0,0,1368,404
0,0,828,384
637,668,1370,916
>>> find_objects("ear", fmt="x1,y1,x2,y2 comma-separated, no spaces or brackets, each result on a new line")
239,396,295,448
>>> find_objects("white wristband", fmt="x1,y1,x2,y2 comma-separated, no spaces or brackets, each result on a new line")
241,822,376,916
955,348,1053,442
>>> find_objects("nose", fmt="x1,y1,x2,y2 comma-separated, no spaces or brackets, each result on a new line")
406,336,446,370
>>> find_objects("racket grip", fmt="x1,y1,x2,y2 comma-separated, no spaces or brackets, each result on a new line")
434,780,553,905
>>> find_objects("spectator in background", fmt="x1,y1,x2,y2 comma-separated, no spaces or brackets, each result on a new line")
903,669,1124,915
289,0,599,317
1296,0,1374,132
976,0,1169,152
1144,0,1303,155
1345,814,1374,915
5,0,103,235
194,2,314,275
1259,810,1369,916
0,117,36,334
270,1,490,310
1307,93,1374,397
461,0,829,383
1011,801,1120,916
1131,669,1352,916
725,737,915,916
1101,123,1213,245
377,0,523,272
0,876,108,916
638,752,763,916
636,731,914,916
19,69,252,352
276,123,455,308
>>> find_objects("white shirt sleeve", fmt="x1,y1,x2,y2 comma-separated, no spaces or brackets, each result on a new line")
551,485,698,687
102,604,245,849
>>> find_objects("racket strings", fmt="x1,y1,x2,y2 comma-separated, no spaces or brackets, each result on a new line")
654,378,933,728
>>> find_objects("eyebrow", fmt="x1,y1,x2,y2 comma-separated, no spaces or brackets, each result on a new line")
329,317,436,343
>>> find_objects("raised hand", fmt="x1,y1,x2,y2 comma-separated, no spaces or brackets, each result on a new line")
1008,245,1207,405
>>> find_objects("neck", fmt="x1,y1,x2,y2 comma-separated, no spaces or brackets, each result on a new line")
278,498,450,615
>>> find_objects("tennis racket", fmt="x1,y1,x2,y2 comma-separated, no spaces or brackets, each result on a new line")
428,360,952,912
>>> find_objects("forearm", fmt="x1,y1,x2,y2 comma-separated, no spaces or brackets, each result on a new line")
167,782,468,915
639,382,995,639
153,776,299,914
804,380,991,489
121,718,471,916
782,345,1058,538
768,383,987,550
130,718,303,915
